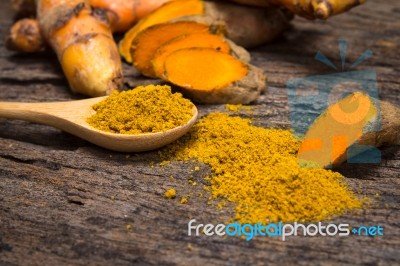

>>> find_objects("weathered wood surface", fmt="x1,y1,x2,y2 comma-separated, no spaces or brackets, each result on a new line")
0,1,399,265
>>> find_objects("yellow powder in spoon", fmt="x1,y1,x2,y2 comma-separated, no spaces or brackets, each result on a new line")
87,85,193,134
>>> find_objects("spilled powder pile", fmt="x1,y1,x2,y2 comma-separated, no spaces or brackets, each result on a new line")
225,104,253,113
164,188,177,199
87,85,193,134
163,113,362,224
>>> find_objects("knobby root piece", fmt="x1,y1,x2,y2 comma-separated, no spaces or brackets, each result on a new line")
222,0,366,19
8,0,176,53
6,18,45,53
179,1,293,49
36,0,123,97
131,21,214,78
360,100,400,146
89,0,172,33
152,32,250,79
163,48,266,104
298,92,400,168
119,0,204,63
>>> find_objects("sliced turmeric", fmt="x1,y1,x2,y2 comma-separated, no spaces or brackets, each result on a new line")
119,0,204,63
152,33,231,79
223,0,366,19
36,0,123,97
131,21,213,78
163,48,266,104
89,0,172,33
120,0,292,62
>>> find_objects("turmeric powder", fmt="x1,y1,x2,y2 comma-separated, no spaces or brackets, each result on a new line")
87,85,194,134
162,113,362,224
164,188,177,199
225,104,253,113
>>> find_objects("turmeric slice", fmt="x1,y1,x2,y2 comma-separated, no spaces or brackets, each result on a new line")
120,0,292,62
119,0,204,63
36,0,123,97
131,21,212,78
163,48,266,104
223,0,366,19
152,33,231,79
165,48,247,90
89,0,172,33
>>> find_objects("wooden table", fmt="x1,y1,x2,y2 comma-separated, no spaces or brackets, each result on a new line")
0,1,399,265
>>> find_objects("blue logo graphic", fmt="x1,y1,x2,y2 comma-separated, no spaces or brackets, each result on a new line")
286,39,382,166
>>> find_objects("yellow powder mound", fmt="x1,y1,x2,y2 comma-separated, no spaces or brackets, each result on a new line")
164,189,177,199
87,85,193,134
225,104,253,113
163,113,362,224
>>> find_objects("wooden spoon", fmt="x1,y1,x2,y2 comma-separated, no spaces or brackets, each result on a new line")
0,97,198,152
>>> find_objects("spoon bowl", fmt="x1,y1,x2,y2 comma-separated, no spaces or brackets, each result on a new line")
0,97,198,152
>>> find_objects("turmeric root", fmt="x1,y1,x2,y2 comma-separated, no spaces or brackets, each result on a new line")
36,0,123,97
8,0,172,53
298,92,400,168
182,1,293,48
152,32,250,79
11,0,171,28
131,21,214,78
89,0,172,33
223,0,366,19
6,18,44,53
119,0,292,63
119,0,205,63
163,48,266,104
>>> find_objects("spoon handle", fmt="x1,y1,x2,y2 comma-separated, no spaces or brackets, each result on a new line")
0,97,104,127
0,101,62,125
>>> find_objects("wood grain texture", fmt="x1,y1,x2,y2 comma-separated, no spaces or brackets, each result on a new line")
0,1,399,265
